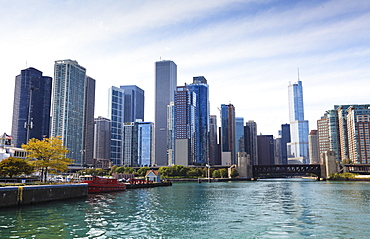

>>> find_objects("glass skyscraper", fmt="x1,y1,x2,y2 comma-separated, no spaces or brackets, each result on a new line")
287,80,309,164
108,85,145,166
109,86,125,166
119,85,144,123
235,117,245,153
136,121,154,167
244,120,258,165
221,104,236,165
155,60,177,166
174,86,196,166
83,76,96,166
93,116,111,160
11,67,52,148
51,60,94,166
187,76,210,165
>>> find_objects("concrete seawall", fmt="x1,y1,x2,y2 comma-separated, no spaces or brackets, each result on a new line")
0,184,88,207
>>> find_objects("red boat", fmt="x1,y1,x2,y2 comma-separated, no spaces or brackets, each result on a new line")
79,175,126,193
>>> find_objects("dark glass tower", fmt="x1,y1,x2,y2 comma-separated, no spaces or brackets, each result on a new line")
11,67,52,147
220,104,236,165
174,86,196,166
83,76,96,166
155,60,177,166
187,76,209,165
119,85,145,123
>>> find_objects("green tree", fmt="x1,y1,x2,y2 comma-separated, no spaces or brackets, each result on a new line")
212,170,221,178
186,168,203,177
341,158,352,164
137,167,150,177
159,167,169,177
109,165,118,175
22,136,73,182
220,168,228,178
0,157,34,178
230,168,239,178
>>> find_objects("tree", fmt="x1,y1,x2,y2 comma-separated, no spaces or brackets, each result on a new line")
159,167,169,177
186,168,203,177
212,170,221,178
220,168,228,178
230,168,239,178
341,158,352,164
0,157,34,178
22,136,73,182
137,167,150,177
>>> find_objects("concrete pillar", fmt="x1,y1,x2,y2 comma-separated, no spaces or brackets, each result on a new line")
237,152,253,178
321,151,338,179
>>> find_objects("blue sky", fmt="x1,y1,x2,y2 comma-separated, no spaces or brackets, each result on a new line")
1,0,370,136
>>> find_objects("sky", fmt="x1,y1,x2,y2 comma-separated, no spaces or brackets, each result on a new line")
1,0,370,136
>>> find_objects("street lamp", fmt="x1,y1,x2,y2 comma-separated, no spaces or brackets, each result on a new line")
206,164,211,182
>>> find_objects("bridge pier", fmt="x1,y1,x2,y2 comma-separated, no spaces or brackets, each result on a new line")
237,152,253,179
320,151,338,179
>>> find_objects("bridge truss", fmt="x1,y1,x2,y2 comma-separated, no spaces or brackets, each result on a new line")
253,164,321,178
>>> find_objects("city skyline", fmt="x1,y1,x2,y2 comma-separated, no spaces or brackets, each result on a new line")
1,1,370,136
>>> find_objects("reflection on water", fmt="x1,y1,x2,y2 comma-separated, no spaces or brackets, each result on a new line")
1,179,370,238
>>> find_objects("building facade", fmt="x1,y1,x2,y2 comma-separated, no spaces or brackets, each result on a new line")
187,76,210,165
93,116,111,161
209,115,220,165
119,85,145,123
136,121,154,167
11,67,52,147
155,60,177,166
346,105,370,164
108,86,125,166
83,76,96,166
51,60,93,166
220,104,236,165
174,86,196,166
257,135,275,165
287,80,309,164
244,120,258,165
236,117,245,153
308,130,320,164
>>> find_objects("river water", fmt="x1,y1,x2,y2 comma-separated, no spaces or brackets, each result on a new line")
1,179,370,238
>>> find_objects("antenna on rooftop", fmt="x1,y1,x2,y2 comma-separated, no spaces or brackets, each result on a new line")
297,67,300,80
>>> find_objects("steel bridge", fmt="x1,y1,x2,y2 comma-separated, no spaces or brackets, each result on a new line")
252,164,322,178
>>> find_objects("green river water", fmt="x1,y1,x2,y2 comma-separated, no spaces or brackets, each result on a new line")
1,179,370,238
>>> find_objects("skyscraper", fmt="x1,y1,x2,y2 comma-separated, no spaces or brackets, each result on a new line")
280,124,291,164
287,79,309,164
187,76,210,165
244,120,258,165
51,60,94,166
308,130,320,164
83,76,96,166
93,116,111,161
220,104,236,165
108,86,125,166
174,86,196,166
346,105,370,164
155,60,177,166
235,117,245,153
122,122,135,166
119,85,145,123
11,67,52,148
209,115,220,165
257,135,275,165
136,121,154,167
